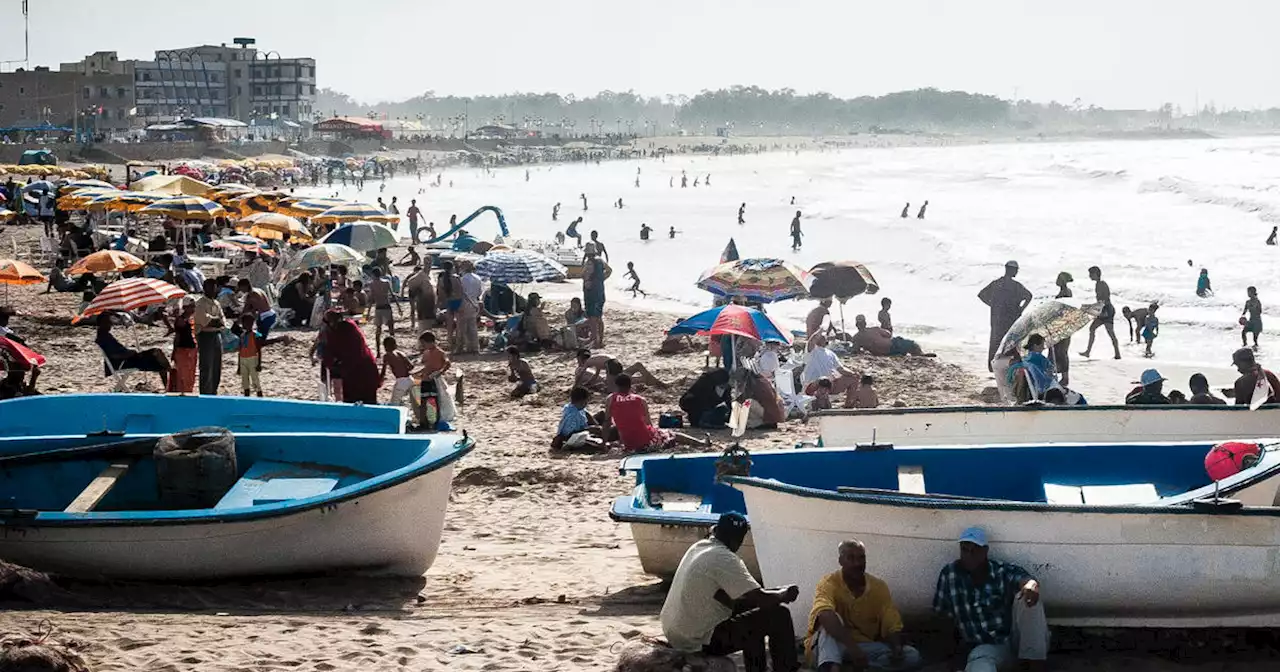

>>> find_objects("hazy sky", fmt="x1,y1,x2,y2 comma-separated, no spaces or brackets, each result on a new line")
4,0,1278,110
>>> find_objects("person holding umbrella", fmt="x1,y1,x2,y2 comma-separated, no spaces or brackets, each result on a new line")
978,261,1032,372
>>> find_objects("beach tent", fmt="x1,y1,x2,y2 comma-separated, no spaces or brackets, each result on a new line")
17,149,56,166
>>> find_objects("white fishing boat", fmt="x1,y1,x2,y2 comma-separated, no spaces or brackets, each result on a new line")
0,430,472,580
815,404,1280,447
729,439,1280,631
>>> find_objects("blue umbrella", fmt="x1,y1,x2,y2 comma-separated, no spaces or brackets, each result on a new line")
318,222,399,251
669,304,791,344
474,249,567,284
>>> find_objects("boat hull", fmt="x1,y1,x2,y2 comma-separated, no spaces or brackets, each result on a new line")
817,404,1280,447
0,394,406,437
734,479,1280,631
0,458,457,580
628,522,760,580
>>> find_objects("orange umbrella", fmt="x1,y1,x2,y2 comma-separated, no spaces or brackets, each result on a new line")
67,250,145,276
0,259,45,286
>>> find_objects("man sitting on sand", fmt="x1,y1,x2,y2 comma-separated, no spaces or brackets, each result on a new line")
849,315,934,357
661,512,800,672
552,386,606,451
802,333,860,396
807,539,922,671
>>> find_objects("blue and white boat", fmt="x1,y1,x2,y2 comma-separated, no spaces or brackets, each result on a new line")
0,430,472,580
730,441,1280,629
0,394,407,437
611,440,1280,580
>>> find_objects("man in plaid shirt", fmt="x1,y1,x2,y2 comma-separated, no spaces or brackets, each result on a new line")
933,527,1048,672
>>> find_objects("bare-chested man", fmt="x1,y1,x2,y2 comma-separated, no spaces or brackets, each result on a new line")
1080,265,1122,360
807,298,832,341
368,268,397,357
849,314,934,357
1121,305,1151,343
575,349,666,391
236,278,277,337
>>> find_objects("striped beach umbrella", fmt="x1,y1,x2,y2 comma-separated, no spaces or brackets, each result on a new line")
474,249,568,284
318,222,399,251
67,250,145,276
277,197,346,218
235,212,314,241
138,196,227,221
230,191,287,216
59,179,116,193
311,202,398,225
208,235,275,256
84,190,165,213
74,278,187,323
696,257,815,303
57,187,115,210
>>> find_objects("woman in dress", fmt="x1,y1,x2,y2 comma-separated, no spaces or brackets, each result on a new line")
321,309,380,404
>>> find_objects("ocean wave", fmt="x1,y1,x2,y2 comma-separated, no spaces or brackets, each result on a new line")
1138,175,1280,223
1051,163,1129,181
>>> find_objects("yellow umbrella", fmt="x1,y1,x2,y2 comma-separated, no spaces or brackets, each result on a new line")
137,196,227,221
59,179,116,193
311,202,399,225
85,191,165,213
276,197,346,218
236,212,314,241
67,250,145,276
58,187,115,209
230,191,287,217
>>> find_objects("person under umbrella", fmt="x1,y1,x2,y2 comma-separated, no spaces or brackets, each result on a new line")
96,314,172,389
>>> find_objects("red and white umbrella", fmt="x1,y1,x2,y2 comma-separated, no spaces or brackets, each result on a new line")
74,278,187,324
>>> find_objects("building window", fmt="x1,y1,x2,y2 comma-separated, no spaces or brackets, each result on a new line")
233,68,241,78
271,67,280,77
117,87,127,98
254,85,263,96
83,87,91,99
118,108,128,120
272,85,281,95
237,85,242,95
100,86,109,98
283,104,290,117
141,71,151,82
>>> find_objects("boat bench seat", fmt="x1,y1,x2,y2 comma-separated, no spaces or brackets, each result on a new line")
1044,482,1159,505
213,460,349,510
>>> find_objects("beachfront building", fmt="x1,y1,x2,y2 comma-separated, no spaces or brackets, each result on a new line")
0,54,136,136
313,117,388,140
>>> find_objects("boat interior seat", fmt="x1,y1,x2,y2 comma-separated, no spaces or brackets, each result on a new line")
213,460,356,510
897,465,926,494
1044,482,1159,505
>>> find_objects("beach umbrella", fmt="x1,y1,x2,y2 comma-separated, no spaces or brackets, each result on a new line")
277,197,346,218
318,221,399,252
0,208,14,222
138,196,226,221
721,238,740,263
67,250,145,276
669,304,791,344
59,179,115,193
128,174,214,196
0,259,45,305
474,249,568,284
22,180,56,194
57,187,114,209
276,243,365,283
231,191,286,216
74,277,187,324
311,202,398,225
0,335,46,370
84,190,164,213
236,212,313,241
696,258,814,303
208,182,254,194
809,261,879,300
998,300,1104,356
208,235,275,256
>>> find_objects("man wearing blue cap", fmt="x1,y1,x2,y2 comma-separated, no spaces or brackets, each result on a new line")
660,512,801,672
1125,369,1170,405
933,527,1047,672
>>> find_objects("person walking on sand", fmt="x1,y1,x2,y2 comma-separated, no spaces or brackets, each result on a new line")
1080,266,1122,360
978,261,1032,372
1268,226,1277,246
917,201,929,219
1242,286,1263,349
738,202,746,225
624,262,647,298
790,211,803,251
900,202,910,219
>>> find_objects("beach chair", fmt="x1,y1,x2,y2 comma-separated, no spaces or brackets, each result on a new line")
97,346,136,393
774,361,812,418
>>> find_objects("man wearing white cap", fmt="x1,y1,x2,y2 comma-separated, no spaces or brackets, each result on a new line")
933,527,1047,672
978,261,1032,372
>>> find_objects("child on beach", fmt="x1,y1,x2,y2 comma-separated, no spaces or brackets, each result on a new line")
811,378,834,410
506,345,538,398
552,386,605,451
1242,286,1263,349
413,332,451,429
1142,305,1160,358
381,336,414,407
846,374,879,408
624,262,647,298
234,313,287,397
877,297,893,333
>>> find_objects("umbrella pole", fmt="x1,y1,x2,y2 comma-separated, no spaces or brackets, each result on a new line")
839,302,846,339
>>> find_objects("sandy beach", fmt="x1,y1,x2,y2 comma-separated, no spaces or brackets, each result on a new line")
2,150,1278,671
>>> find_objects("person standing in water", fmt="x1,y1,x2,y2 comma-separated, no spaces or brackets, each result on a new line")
978,261,1032,371
1080,265,1122,360
681,173,688,188
1051,271,1074,386
790,196,796,206
1268,227,1278,246
1242,286,1263,349
790,211,803,251
580,193,588,211
900,202,910,218
640,223,652,240
552,202,561,222
1196,268,1213,297
917,200,929,219
738,203,746,225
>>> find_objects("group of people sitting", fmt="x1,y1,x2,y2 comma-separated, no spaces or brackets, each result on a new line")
1125,348,1280,407
660,513,1046,672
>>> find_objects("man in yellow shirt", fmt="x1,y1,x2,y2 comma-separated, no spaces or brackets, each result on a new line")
807,539,922,671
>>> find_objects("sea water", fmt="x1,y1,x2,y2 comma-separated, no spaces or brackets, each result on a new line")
316,136,1280,394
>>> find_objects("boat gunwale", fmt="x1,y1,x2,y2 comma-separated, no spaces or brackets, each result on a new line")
814,403,1276,419
0,432,474,528
725,461,1280,516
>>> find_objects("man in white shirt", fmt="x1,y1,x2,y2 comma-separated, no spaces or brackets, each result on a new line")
660,512,800,672
457,261,484,354
801,333,859,396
